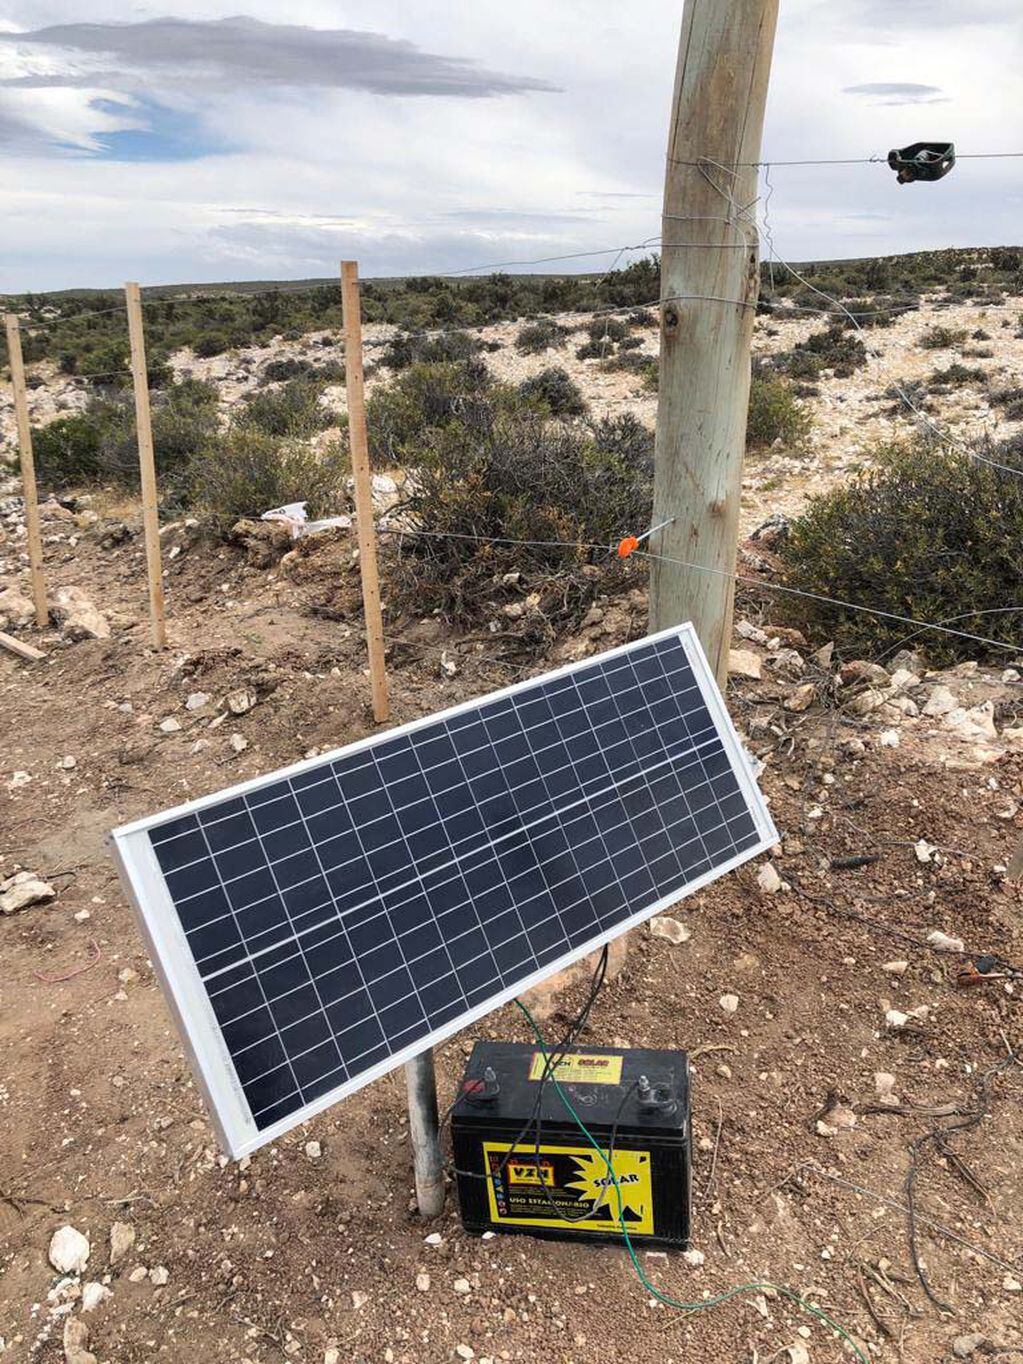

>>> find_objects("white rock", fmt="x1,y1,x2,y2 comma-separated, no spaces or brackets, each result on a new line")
305,1140,322,1160
108,1222,135,1267
1001,669,1020,684
756,862,782,894
51,586,110,641
1003,1274,1022,1292
455,1347,474,1362
148,1266,169,1287
351,1290,368,1309
159,717,182,734
736,620,769,645
681,1249,705,1268
0,585,35,628
424,1232,443,1246
325,1351,341,1364
889,668,920,691
128,1265,149,1283
728,648,762,680
923,685,957,718
943,701,997,742
719,993,739,1014
49,1225,90,1275
885,1009,910,1030
80,1283,111,1313
882,959,909,975
649,916,691,945
7,769,32,789
439,650,458,679
1,871,56,915
60,755,77,770
229,733,249,753
879,729,900,748
185,692,210,711
453,1277,472,1294
914,839,936,863
927,929,965,954
953,1336,987,1359
874,1072,898,1104
225,687,257,715
786,1345,810,1364
415,1272,431,1292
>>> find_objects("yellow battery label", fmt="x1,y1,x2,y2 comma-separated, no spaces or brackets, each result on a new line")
482,1141,653,1235
526,1051,623,1085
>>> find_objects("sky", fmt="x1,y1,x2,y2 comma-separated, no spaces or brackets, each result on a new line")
0,1,1020,292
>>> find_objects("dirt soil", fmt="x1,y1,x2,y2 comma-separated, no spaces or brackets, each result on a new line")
2,505,1023,1364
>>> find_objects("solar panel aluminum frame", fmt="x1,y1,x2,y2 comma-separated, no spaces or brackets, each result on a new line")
109,623,777,1159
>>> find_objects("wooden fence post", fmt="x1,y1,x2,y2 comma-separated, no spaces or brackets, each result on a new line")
124,282,167,649
340,261,390,723
4,314,48,627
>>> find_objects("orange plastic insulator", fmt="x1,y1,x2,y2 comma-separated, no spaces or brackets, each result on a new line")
617,535,639,559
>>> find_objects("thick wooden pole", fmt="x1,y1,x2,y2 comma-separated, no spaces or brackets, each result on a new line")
124,282,167,649
340,260,390,723
4,315,48,627
649,0,779,684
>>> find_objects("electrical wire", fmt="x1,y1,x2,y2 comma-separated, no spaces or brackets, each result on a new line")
516,999,871,1364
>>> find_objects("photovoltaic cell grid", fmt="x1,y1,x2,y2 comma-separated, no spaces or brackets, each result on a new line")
111,626,775,1156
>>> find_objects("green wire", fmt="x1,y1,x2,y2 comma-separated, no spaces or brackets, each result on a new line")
515,999,870,1364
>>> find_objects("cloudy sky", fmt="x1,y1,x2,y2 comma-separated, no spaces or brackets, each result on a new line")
0,1,1020,292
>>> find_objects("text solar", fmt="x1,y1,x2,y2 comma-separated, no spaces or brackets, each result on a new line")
111,626,776,1156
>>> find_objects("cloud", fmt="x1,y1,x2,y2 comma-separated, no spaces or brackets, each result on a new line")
4,16,560,98
843,82,947,105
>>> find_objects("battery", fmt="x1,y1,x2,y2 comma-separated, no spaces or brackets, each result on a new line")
452,1041,691,1248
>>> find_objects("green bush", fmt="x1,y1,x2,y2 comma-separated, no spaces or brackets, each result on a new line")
784,324,867,378
587,317,629,344
187,426,347,532
381,329,482,371
518,367,587,417
240,378,334,437
918,325,968,351
778,437,1023,662
32,414,104,487
746,376,811,450
991,386,1023,420
388,410,651,630
928,363,987,389
367,360,495,468
516,319,569,354
193,334,230,358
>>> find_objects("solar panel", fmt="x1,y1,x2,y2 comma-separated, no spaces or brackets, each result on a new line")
110,624,776,1157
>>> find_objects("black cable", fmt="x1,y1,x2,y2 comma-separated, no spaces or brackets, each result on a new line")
441,943,609,1187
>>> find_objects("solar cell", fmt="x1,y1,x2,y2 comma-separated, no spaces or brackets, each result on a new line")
111,624,776,1156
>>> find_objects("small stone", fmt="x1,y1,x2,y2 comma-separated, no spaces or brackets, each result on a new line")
351,1290,368,1309
128,1265,149,1283
324,1351,341,1364
879,729,900,748
718,993,739,1014
159,717,182,734
455,1347,474,1362
109,1222,135,1267
60,755,77,770
681,1249,705,1268
424,1232,443,1246
80,1282,111,1312
1,872,56,915
439,651,458,679
453,1277,472,1294
874,1072,898,1104
8,770,32,789
149,1266,169,1286
74,909,91,923
229,733,249,753
784,682,815,712
185,692,210,711
305,1140,322,1160
914,839,936,864
225,687,257,715
48,1225,90,1275
922,685,957,718
952,1334,987,1358
728,648,762,680
927,929,965,953
756,862,782,894
1004,1274,1022,1292
62,1318,97,1364
52,585,110,641
415,1272,431,1292
882,959,909,975
649,916,690,945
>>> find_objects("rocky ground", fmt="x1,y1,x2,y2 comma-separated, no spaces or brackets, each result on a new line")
1,295,1023,1364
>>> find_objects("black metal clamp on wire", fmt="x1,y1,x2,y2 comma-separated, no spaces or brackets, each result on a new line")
888,142,956,184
